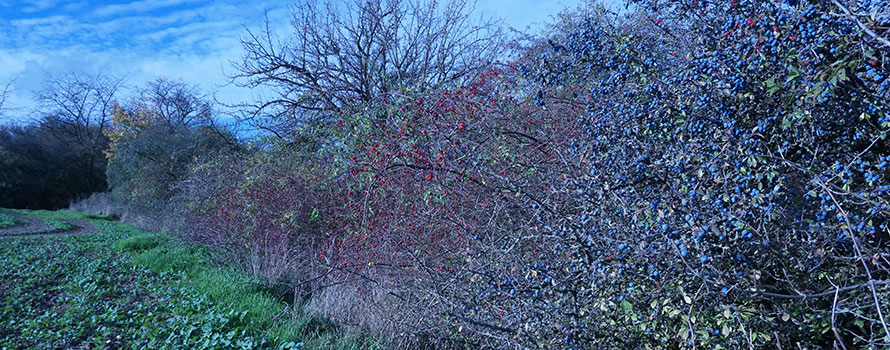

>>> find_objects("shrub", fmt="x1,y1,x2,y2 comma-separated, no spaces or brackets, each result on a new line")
182,0,890,348
184,147,330,284
494,0,890,348
104,78,238,221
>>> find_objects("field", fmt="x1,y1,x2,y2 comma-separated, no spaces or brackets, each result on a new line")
0,209,373,350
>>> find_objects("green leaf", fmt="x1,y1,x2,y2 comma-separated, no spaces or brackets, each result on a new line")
620,300,633,312
837,68,847,82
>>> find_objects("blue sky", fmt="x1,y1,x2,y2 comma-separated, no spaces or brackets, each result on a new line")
0,0,595,123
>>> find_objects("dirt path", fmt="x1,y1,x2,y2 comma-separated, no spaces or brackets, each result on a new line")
0,211,98,238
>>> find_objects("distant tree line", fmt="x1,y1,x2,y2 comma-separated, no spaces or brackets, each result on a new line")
0,73,118,209
0,74,235,211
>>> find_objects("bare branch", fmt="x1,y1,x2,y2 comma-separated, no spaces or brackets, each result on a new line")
831,0,890,48
231,0,508,139
0,77,15,118
37,72,124,146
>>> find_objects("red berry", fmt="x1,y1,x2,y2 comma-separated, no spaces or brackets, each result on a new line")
870,60,878,67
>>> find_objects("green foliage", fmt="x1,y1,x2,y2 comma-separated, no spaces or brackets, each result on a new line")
42,218,72,232
106,124,237,212
0,214,371,349
114,233,167,252
104,79,240,214
131,241,208,276
0,213,17,228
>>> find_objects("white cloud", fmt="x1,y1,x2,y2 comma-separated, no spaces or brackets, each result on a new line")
135,13,236,45
21,0,57,13
0,1,290,123
94,0,205,17
11,14,74,29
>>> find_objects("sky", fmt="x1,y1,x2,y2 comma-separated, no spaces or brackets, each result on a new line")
0,0,596,124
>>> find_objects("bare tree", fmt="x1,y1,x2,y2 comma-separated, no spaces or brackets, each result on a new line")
0,78,13,118
830,0,890,49
38,72,123,147
232,0,507,138
138,77,214,129
120,77,236,149
37,72,123,192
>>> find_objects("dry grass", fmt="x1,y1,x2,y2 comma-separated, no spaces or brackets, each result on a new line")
303,276,445,349
69,193,180,232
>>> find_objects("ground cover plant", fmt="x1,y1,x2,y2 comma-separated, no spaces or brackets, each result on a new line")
0,209,373,349
0,213,16,228
41,218,72,232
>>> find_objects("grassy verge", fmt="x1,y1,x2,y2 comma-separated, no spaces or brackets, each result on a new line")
0,210,376,349
6,208,114,221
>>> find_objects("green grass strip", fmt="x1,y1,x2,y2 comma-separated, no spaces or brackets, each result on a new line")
108,223,380,349
6,208,113,221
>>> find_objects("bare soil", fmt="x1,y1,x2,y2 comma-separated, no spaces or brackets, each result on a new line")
0,211,98,238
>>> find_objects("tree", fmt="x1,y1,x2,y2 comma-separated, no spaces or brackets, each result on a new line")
0,78,13,117
105,78,238,214
232,0,507,139
37,72,123,194
0,122,105,209
105,78,217,154
38,73,121,145
141,77,215,128
0,73,122,209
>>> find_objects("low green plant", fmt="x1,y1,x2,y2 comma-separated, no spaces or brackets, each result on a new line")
43,218,73,232
131,242,207,276
0,211,375,349
114,232,167,252
0,213,16,228
125,233,366,347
